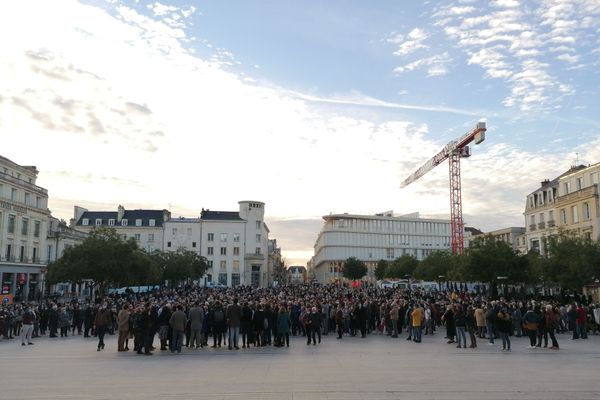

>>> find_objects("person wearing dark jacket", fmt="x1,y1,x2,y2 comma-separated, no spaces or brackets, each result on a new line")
157,304,172,351
94,304,111,351
465,306,477,348
211,302,227,348
253,304,265,347
497,308,512,351
454,305,467,349
240,302,253,348
226,298,241,350
48,305,58,338
442,305,455,344
306,306,321,345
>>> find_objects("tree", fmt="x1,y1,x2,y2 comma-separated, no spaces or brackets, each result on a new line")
545,233,600,290
374,260,388,280
413,251,453,281
47,227,157,295
463,235,522,284
342,257,368,280
150,249,208,286
386,255,419,279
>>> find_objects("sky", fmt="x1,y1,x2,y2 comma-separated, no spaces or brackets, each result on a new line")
1,0,599,265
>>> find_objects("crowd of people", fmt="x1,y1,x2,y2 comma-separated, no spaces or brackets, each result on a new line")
2,284,600,355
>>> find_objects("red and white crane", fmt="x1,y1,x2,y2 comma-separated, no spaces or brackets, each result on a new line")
400,122,487,254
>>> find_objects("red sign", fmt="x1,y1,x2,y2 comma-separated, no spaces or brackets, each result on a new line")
2,284,10,294
17,273,26,285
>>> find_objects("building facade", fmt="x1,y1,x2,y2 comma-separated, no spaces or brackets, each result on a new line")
311,211,451,284
467,227,526,252
199,201,269,287
288,266,307,284
0,156,51,301
72,205,170,253
524,163,600,254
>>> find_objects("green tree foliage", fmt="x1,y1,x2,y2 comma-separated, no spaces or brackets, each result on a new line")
150,249,208,285
374,260,388,280
413,251,453,281
544,233,600,290
463,235,523,284
46,227,159,294
385,255,419,279
342,257,368,280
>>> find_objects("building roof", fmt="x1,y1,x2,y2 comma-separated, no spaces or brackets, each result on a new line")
76,209,167,227
200,210,244,221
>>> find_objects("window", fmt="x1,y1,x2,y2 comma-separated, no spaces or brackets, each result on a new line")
192,242,197,248
21,218,28,235
564,182,571,194
108,219,115,226
36,197,42,208
134,233,141,241
207,247,213,255
32,247,38,262
233,233,240,243
24,193,30,205
530,215,535,225
583,203,591,221
34,221,40,238
148,233,154,242
220,247,227,255
6,244,12,260
7,215,15,234
231,273,240,287
95,218,102,226
560,209,567,224
576,177,583,191
233,260,240,270
549,210,554,222
386,248,394,259
207,260,213,269
167,241,172,248
233,247,240,256
220,233,227,242
539,213,544,223
172,228,177,235
136,219,142,227
256,221,261,229
572,206,579,223
548,190,553,203
82,218,89,226
121,219,128,226
220,260,226,270
20,246,25,262
207,233,214,241
256,234,261,242
11,188,17,201
149,219,155,227
255,247,261,255
218,273,228,286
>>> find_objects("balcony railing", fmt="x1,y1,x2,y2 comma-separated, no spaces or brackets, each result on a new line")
538,222,546,229
529,224,536,231
547,220,556,228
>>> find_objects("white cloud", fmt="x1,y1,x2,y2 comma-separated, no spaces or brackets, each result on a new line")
394,52,452,76
388,28,429,56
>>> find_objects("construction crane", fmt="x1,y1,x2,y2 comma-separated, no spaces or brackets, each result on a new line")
400,122,487,254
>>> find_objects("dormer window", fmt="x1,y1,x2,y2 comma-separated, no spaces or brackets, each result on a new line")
95,218,102,226
135,219,142,227
108,219,115,226
82,218,89,226
121,219,128,226
149,219,155,227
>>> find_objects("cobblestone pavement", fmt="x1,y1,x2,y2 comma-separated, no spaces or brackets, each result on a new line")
1,332,599,399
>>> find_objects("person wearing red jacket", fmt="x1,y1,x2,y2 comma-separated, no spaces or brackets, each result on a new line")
576,305,588,339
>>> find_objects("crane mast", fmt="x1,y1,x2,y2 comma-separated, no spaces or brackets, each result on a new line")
401,122,487,254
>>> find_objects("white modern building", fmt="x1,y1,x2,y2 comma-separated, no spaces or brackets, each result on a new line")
72,205,170,252
0,155,51,301
311,211,451,284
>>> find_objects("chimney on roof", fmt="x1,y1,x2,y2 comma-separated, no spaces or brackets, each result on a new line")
117,205,125,222
541,179,550,186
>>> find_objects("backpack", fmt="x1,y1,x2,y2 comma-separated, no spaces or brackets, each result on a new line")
214,309,224,323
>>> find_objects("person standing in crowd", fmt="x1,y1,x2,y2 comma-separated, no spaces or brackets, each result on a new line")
411,303,423,343
20,304,35,346
335,303,344,339
389,302,399,338
465,305,477,348
454,304,467,348
117,304,130,352
188,301,204,349
485,302,497,345
58,306,70,337
442,305,455,344
545,305,560,350
576,303,588,339
211,301,227,348
474,304,485,338
83,303,95,338
512,303,523,337
94,303,111,351
523,306,540,348
48,304,58,338
240,301,253,348
496,307,512,352
169,304,186,354
72,303,83,335
226,298,241,350
157,303,172,351
276,306,290,347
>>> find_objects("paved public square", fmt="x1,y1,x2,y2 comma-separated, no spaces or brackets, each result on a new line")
1,332,599,400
